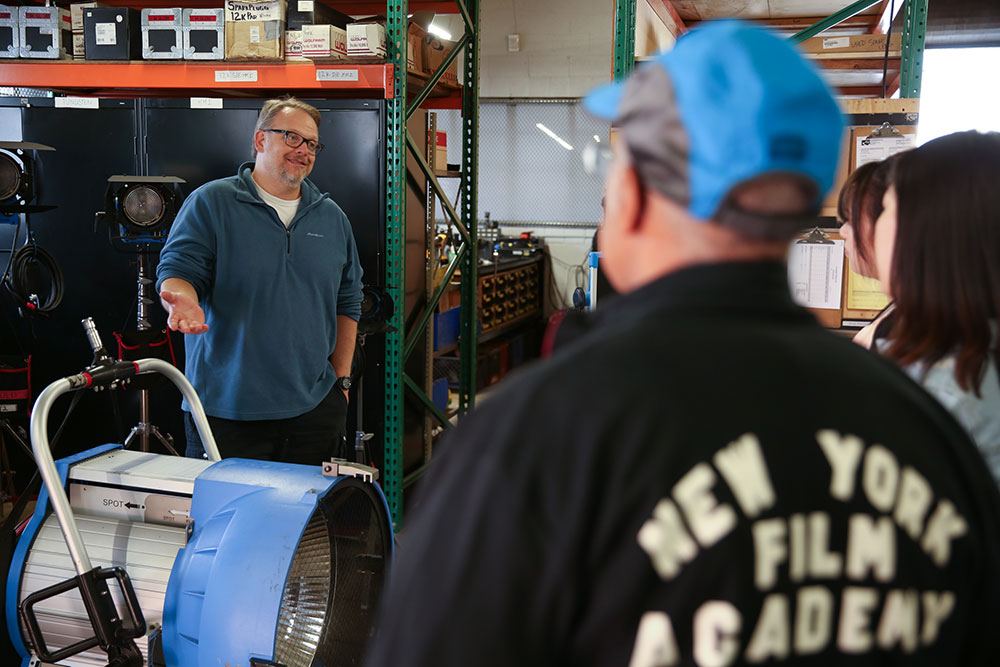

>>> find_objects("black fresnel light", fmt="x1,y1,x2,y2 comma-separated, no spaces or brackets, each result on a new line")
98,175,185,252
0,141,56,217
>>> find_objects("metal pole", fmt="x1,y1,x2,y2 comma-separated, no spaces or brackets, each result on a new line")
790,0,883,43
613,0,637,82
383,0,408,530
900,0,929,98
458,0,480,417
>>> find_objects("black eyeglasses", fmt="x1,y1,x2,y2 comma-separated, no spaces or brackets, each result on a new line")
263,128,324,155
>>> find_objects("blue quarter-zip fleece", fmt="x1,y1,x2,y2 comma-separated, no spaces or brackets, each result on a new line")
156,163,363,420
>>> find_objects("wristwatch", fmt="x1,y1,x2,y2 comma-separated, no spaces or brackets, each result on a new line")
335,376,352,391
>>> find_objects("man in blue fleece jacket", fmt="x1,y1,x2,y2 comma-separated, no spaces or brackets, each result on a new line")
155,97,363,464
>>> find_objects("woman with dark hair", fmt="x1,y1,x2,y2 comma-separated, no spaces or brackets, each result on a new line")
872,130,1000,483
837,157,894,347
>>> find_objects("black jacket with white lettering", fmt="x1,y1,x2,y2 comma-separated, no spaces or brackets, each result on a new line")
364,261,1000,667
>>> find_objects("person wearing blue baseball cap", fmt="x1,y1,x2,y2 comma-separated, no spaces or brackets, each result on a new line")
364,21,1000,667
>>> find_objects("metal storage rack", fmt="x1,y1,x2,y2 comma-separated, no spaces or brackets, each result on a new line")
0,0,481,530
613,0,928,97
381,0,480,530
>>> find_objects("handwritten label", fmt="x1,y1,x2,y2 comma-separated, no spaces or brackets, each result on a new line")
190,97,224,109
215,69,258,82
317,69,359,82
225,0,282,22
54,97,100,109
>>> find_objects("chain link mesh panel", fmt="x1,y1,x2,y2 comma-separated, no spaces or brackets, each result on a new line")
433,99,607,226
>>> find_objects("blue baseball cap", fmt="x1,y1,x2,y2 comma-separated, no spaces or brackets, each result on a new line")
585,20,844,239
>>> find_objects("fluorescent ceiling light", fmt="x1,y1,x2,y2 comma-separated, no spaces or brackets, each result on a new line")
428,23,452,40
594,135,601,143
537,123,573,150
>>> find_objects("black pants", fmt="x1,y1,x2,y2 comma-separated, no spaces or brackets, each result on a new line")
184,387,348,465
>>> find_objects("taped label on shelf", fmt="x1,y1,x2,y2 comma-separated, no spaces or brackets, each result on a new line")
190,97,224,109
215,69,258,82
298,0,314,11
317,69,358,82
55,97,100,109
822,37,851,49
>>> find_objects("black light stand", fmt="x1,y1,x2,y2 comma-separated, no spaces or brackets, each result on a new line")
121,252,179,456
96,175,185,456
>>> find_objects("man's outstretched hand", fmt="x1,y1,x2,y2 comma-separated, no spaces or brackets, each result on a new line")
160,290,209,334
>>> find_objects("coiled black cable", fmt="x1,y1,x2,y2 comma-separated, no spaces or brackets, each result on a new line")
4,243,64,316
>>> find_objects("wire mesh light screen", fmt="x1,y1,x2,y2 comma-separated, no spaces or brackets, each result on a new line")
433,100,608,225
274,480,390,667
275,510,333,667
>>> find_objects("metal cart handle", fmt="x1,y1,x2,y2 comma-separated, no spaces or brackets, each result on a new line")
29,357,221,576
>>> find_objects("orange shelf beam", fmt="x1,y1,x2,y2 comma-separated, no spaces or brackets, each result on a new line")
0,61,394,98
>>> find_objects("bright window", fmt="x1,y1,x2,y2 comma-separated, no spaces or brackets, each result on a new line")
918,47,1000,144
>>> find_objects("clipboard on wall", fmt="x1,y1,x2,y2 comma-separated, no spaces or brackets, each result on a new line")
839,123,914,321
788,227,845,328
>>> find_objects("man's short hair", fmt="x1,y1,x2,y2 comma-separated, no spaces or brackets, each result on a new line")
584,20,844,241
252,96,323,158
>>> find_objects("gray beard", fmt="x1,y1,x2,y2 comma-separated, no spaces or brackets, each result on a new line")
279,164,306,188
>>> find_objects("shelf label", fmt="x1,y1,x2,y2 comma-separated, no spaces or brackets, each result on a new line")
822,37,851,49
215,69,258,82
317,69,359,82
190,97,224,109
298,1,314,11
54,96,99,109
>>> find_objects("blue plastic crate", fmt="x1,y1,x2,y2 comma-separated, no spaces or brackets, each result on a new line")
433,306,460,350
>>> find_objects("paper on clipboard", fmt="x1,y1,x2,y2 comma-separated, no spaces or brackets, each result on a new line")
855,135,916,169
788,240,845,310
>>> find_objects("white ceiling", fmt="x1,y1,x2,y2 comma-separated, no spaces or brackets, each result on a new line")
674,0,882,21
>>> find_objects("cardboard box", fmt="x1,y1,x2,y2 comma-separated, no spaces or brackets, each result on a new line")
433,130,447,171
84,7,141,60
408,22,425,72
19,6,71,59
183,8,224,60
284,29,305,61
70,2,105,32
423,33,459,84
346,21,385,59
224,0,285,61
142,8,183,60
799,33,901,56
0,5,17,59
286,0,351,31
72,31,85,59
301,24,346,60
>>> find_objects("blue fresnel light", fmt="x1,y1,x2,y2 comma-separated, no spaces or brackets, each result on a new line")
2,356,392,667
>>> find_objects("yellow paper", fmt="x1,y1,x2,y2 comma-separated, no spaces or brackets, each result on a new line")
846,268,890,311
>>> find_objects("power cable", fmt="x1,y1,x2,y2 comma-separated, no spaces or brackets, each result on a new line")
881,0,896,98
3,242,64,317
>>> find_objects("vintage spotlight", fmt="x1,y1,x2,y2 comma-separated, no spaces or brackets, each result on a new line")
0,141,56,215
3,357,393,667
99,176,185,251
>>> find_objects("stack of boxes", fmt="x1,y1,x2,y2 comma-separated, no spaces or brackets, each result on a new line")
70,3,103,59
287,2,351,62
0,4,451,76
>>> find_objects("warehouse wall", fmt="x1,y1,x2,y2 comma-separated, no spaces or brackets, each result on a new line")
435,0,615,98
